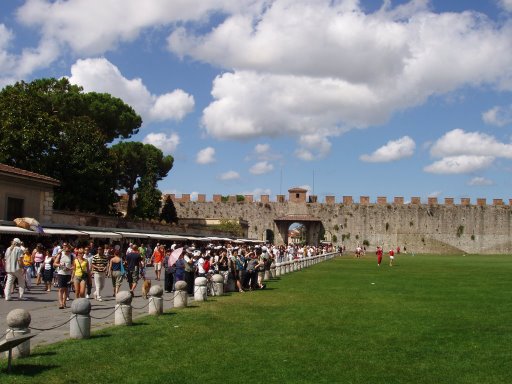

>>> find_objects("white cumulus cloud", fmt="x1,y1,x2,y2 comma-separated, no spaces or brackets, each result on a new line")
482,104,512,127
360,136,415,162
219,171,240,181
498,0,512,12
16,0,255,56
254,143,270,154
149,89,195,122
171,0,512,152
142,132,179,154
68,58,194,124
468,177,494,186
429,129,512,159
196,147,216,164
424,155,495,174
250,161,274,175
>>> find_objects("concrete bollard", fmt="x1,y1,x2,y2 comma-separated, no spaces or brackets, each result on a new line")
4,309,31,359
226,273,236,292
148,285,164,315
270,263,276,279
115,291,133,326
211,274,224,296
174,281,188,308
194,277,207,301
70,298,91,339
264,269,271,281
275,262,281,277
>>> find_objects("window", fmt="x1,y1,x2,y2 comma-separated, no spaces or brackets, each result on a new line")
296,193,300,198
6,197,24,220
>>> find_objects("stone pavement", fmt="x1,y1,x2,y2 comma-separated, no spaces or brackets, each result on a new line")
1,267,181,348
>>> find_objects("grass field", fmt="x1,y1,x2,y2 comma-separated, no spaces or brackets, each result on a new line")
2,254,512,384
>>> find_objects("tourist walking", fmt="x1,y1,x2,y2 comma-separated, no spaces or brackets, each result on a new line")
42,249,54,292
22,248,34,290
151,244,165,281
91,246,108,301
126,244,142,297
32,243,45,285
163,249,175,292
107,249,124,297
71,248,90,299
4,238,25,301
54,243,73,309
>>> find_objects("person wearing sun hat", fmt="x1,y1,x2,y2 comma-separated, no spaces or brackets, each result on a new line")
4,238,25,301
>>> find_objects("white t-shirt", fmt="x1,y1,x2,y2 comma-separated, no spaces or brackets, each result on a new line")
197,257,205,274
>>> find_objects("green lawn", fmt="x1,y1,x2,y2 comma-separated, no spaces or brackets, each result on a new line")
2,254,512,384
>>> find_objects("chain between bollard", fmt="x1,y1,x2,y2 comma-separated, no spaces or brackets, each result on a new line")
89,307,117,320
131,300,151,310
163,292,180,302
29,314,77,332
0,329,9,340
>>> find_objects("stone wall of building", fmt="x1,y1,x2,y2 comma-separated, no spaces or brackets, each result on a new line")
169,194,512,254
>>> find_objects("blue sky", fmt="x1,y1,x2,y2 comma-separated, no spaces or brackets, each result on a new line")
1,0,512,203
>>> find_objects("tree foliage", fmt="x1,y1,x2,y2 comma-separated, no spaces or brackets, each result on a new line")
0,78,143,213
110,141,173,218
160,195,178,224
212,219,244,237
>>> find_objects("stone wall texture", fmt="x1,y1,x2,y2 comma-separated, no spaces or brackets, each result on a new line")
173,199,512,254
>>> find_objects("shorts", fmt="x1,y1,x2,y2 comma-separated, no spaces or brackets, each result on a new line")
57,274,71,288
73,274,88,284
111,270,124,288
127,267,139,285
154,262,162,271
390,256,395,260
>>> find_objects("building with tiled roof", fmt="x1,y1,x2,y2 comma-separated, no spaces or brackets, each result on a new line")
0,163,60,224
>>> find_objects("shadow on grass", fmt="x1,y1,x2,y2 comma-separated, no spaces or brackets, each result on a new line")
130,322,149,327
1,363,60,376
30,351,57,357
90,334,111,340
159,312,176,317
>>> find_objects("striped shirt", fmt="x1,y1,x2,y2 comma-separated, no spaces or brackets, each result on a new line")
91,253,109,273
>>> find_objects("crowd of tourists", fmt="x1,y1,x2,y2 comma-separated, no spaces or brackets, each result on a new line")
1,237,334,307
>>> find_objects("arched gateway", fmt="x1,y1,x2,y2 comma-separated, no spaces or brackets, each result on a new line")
274,188,323,245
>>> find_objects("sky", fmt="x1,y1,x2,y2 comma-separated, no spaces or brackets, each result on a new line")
1,0,512,203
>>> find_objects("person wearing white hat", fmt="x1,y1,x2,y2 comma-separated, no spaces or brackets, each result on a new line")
4,238,26,300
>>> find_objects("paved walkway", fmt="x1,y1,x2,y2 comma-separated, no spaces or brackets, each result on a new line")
1,267,181,348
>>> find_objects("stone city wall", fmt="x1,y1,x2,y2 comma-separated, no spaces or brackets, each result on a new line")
169,194,512,254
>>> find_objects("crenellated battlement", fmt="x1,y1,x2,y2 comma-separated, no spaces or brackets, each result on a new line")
166,193,511,207
158,186,512,254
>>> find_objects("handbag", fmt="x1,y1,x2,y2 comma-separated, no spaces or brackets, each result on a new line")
120,261,126,276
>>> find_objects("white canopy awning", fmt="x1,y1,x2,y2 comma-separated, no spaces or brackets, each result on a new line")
156,234,189,241
145,233,172,240
42,228,87,236
79,230,123,239
0,226,38,235
116,231,149,239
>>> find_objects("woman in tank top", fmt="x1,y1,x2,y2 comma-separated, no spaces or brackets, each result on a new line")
71,248,90,298
108,250,124,297
42,249,54,292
